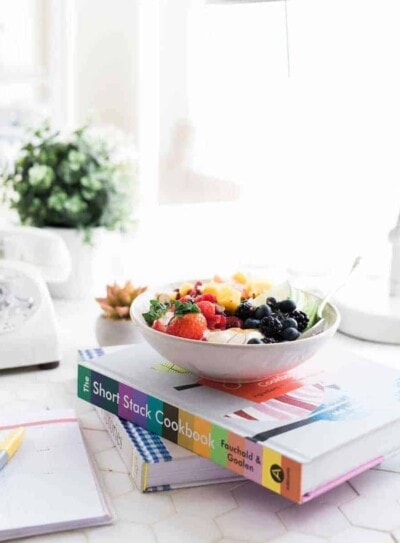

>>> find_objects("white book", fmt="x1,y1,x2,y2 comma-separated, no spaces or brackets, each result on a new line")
96,406,242,492
78,344,400,503
0,409,112,542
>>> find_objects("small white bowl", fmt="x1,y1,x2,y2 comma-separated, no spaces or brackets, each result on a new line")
130,287,340,383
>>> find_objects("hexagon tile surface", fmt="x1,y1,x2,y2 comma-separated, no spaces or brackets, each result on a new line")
350,469,400,500
329,527,394,543
4,299,400,543
278,500,350,539
215,507,286,542
340,496,400,532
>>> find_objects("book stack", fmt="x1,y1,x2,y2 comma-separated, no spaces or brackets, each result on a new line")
96,406,241,492
79,348,241,492
78,343,400,503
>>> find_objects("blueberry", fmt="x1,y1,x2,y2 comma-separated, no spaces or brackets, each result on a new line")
262,337,277,344
244,318,261,329
254,304,272,320
281,327,300,341
247,338,263,344
282,317,298,329
278,299,296,314
266,297,278,310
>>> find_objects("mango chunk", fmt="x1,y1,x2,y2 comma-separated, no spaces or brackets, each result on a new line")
232,271,248,285
202,282,221,297
246,279,273,298
216,285,241,313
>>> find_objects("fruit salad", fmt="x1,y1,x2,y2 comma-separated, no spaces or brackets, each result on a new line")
142,274,318,344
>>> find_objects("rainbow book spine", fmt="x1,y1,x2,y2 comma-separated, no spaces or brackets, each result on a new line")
77,363,303,502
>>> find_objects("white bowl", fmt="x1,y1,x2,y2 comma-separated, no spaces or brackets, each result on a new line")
130,287,340,383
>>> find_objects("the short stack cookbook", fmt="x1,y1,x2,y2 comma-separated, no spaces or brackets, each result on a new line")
80,348,241,492
96,407,242,492
77,343,400,503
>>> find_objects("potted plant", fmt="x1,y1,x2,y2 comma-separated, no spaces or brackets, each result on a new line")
1,122,136,299
95,281,147,346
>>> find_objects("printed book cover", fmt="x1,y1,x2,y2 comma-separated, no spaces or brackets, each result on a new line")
83,345,242,492
96,406,242,492
77,344,400,503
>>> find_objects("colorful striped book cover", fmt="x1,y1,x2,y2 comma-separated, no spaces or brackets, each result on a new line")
82,345,242,492
96,406,242,492
77,343,400,503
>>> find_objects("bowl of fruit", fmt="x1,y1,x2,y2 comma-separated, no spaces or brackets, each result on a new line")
130,273,340,383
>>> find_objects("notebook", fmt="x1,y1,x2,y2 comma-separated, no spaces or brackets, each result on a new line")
0,409,112,541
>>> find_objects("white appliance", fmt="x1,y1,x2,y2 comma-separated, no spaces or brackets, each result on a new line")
0,226,70,370
336,213,400,345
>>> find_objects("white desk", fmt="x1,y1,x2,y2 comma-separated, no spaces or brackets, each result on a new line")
1,299,400,543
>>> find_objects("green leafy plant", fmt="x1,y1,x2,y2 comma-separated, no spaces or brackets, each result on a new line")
1,122,136,242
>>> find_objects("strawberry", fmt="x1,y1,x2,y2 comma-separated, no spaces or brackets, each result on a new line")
152,320,167,333
179,295,193,303
167,313,207,340
195,293,217,303
196,301,216,320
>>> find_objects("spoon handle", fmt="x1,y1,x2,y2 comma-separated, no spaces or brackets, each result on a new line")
317,256,362,318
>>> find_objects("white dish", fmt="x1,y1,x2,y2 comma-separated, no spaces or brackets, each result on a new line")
130,285,340,383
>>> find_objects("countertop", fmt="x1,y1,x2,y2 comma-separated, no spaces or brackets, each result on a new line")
2,299,400,543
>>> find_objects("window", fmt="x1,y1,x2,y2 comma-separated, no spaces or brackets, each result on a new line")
0,0,49,129
141,0,400,276
0,0,74,163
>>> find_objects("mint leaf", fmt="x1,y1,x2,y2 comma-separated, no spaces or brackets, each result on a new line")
143,299,170,326
174,300,200,316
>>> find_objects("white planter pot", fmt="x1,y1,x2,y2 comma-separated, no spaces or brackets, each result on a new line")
95,315,144,347
45,227,99,300
45,227,127,300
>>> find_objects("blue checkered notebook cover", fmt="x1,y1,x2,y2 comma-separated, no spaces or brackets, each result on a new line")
79,347,172,464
